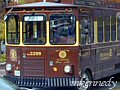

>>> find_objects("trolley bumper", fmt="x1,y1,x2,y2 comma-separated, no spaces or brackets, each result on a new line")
4,75,79,88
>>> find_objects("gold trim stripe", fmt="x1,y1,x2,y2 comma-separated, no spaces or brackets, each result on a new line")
116,16,118,41
110,16,112,42
20,21,24,46
5,22,7,45
103,20,105,43
76,21,79,45
46,21,51,46
94,20,98,44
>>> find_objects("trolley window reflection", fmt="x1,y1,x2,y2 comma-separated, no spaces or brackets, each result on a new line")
50,14,76,45
80,16,92,44
23,15,46,45
6,15,20,44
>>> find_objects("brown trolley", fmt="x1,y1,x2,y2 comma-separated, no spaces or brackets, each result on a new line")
4,0,120,89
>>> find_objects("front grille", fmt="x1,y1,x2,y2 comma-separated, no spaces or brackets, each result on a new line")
4,75,78,88
23,59,45,77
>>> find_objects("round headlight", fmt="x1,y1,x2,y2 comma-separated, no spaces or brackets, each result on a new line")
6,64,12,71
64,65,71,73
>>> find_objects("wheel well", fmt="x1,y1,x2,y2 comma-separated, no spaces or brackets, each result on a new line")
85,68,93,80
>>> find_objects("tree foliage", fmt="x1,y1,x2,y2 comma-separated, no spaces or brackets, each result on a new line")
18,0,25,4
0,54,6,62
0,20,5,40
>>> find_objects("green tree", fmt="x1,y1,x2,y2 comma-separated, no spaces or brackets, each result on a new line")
0,20,5,54
18,0,25,4
0,21,5,39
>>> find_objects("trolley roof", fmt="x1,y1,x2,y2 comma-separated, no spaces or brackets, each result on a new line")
6,2,78,9
6,1,119,12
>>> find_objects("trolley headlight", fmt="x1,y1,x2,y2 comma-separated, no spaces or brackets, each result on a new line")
6,64,12,71
64,65,71,73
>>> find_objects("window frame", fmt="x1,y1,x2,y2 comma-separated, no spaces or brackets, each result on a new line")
6,14,20,44
111,15,116,41
104,16,110,42
79,14,94,44
22,14,47,45
98,16,104,42
49,13,76,45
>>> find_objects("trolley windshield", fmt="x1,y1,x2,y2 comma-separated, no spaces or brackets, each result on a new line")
23,15,46,45
6,15,20,44
50,14,76,45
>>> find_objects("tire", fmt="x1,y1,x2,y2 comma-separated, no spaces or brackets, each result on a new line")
77,71,92,90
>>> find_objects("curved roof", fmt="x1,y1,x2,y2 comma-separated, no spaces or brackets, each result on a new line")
8,2,78,8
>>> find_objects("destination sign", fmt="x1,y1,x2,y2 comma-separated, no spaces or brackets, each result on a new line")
24,16,44,21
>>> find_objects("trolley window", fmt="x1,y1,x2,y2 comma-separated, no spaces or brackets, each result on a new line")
50,14,76,45
104,16,110,42
111,16,116,41
23,15,46,45
6,15,20,44
98,16,103,42
80,15,92,44
118,15,120,40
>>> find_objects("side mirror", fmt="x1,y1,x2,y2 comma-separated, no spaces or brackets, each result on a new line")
4,15,7,21
117,12,120,19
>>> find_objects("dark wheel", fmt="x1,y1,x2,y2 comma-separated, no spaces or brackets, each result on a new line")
77,71,92,90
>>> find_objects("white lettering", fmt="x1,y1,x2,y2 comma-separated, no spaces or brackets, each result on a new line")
71,77,117,90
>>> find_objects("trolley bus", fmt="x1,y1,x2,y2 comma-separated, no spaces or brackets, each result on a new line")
4,0,120,89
